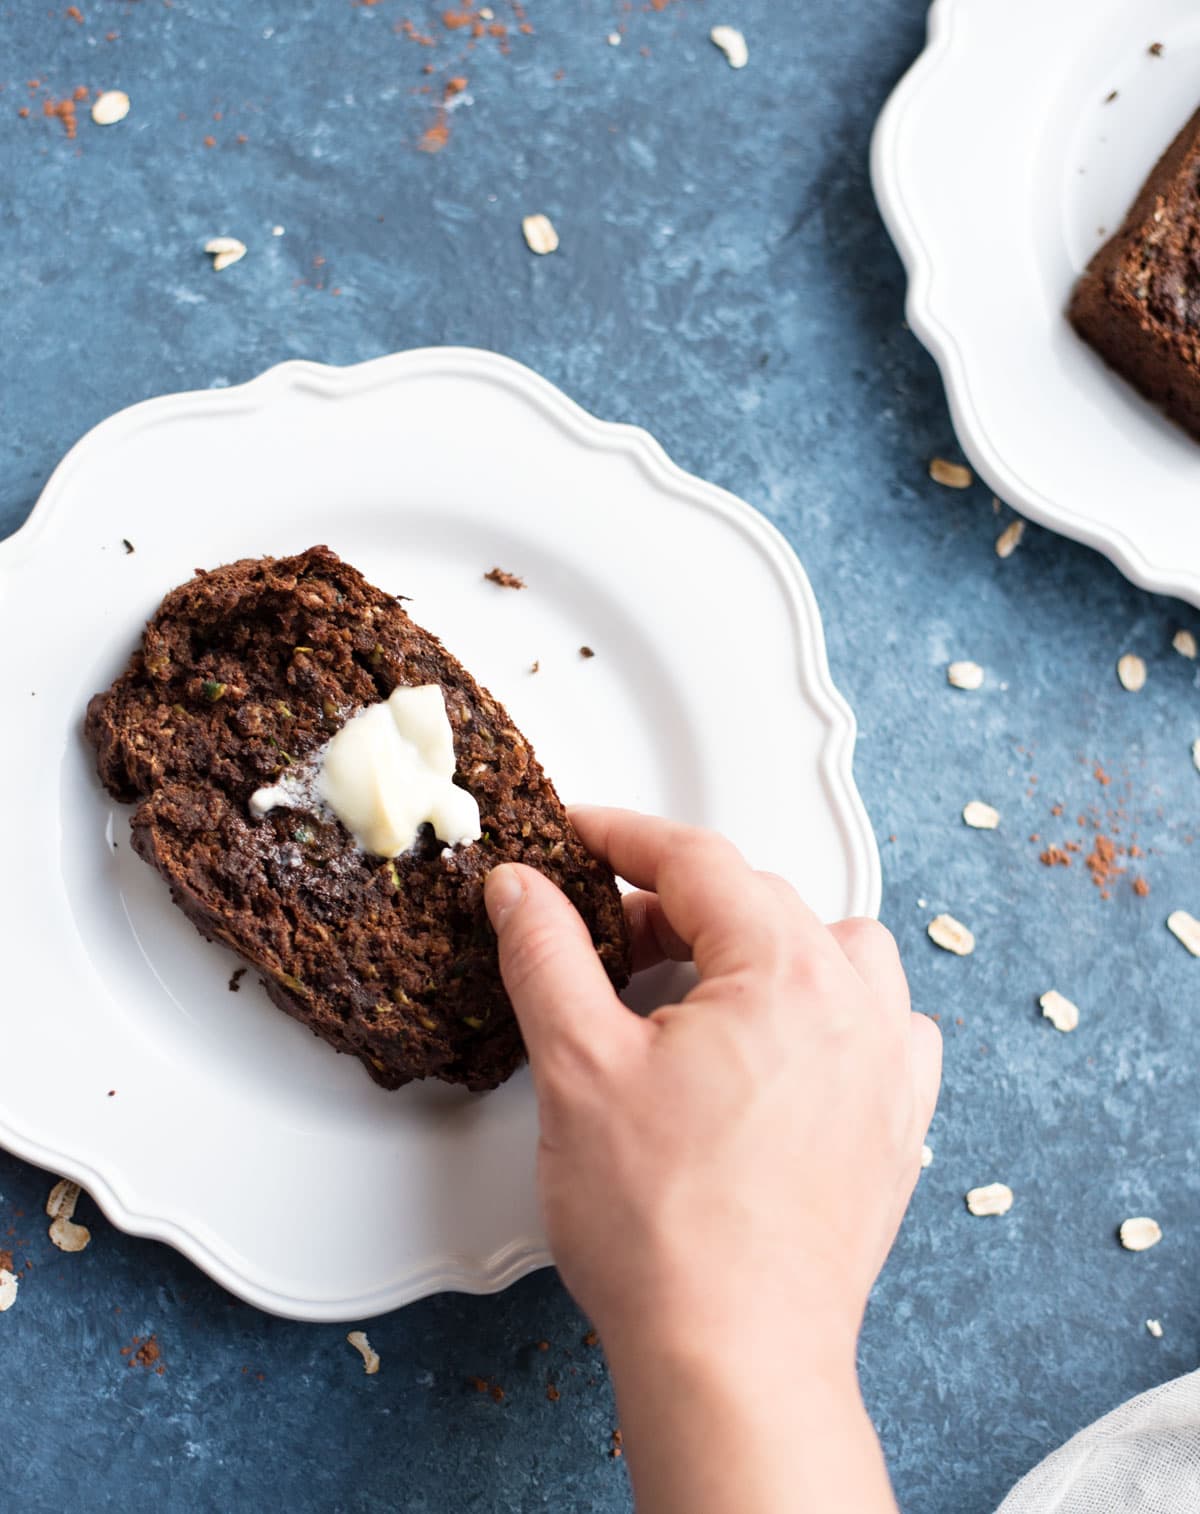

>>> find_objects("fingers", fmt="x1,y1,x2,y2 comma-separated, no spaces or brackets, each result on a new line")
485,864,637,1076
622,890,693,973
570,807,837,978
828,918,909,1009
908,1013,943,1133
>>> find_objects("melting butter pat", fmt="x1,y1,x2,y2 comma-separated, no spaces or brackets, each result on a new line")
250,685,481,856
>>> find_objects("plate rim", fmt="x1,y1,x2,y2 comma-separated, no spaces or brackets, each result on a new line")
0,346,881,1319
869,0,1200,611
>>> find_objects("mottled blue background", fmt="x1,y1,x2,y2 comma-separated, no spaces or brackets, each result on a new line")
2,2,1198,1510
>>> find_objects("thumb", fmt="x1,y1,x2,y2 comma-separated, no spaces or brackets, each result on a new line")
485,863,633,1074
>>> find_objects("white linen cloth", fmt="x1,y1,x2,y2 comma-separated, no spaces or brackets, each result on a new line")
997,1371,1200,1513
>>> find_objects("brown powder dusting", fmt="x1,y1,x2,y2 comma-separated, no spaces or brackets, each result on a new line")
418,109,450,152
467,1375,488,1393
1086,834,1124,892
17,106,29,118
1039,845,1071,868
0,1250,11,1273
579,646,595,659
66,4,84,21
489,1382,505,1403
203,134,216,148
1133,876,1150,897
546,1383,560,1401
1094,765,1112,786
582,1329,599,1347
484,566,524,589
444,75,468,98
610,1427,624,1459
42,94,79,138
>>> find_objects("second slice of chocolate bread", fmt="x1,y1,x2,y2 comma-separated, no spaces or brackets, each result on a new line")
1070,106,1200,440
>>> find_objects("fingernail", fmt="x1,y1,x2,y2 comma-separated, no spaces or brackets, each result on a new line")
485,864,524,926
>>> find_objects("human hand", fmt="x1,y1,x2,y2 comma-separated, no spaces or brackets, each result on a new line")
484,807,940,1513
485,806,940,1360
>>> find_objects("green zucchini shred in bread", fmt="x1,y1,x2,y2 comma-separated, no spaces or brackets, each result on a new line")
85,546,630,1092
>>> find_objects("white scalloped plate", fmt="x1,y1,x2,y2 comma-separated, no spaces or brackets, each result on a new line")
872,0,1200,607
0,348,878,1321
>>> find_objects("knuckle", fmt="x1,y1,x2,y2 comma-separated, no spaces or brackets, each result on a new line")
840,916,896,953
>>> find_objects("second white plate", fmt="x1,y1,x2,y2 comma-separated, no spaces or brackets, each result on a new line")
872,0,1200,607
0,348,879,1320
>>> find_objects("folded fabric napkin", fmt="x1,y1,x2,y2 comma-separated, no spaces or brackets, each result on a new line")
997,1371,1200,1513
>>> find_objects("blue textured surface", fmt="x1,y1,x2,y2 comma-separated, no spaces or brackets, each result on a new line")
2,3,1199,1511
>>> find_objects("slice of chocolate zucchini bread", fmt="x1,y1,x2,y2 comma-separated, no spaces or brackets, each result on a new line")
85,546,630,1092
1069,105,1200,440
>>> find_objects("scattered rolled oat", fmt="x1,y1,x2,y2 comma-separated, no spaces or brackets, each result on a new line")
0,1270,17,1313
995,519,1025,558
522,213,559,255
1166,909,1200,957
347,1330,380,1375
1117,653,1146,692
966,1183,1013,1217
1146,1318,1164,1338
927,913,975,956
929,457,972,489
92,89,130,126
46,1178,81,1221
1173,629,1197,659
947,660,984,690
204,236,247,271
962,800,999,830
1192,738,1200,774
920,1143,933,1169
1039,989,1080,1033
709,25,748,69
50,1216,91,1253
272,224,285,237
606,31,621,45
1119,1216,1162,1252
46,1178,92,1251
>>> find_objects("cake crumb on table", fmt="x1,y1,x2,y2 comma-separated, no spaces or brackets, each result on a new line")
484,567,525,589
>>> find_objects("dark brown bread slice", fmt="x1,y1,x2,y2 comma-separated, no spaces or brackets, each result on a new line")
85,546,630,1092
1069,105,1200,440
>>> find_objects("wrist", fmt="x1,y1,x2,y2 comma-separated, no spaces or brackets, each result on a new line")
598,1292,862,1393
601,1311,890,1514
